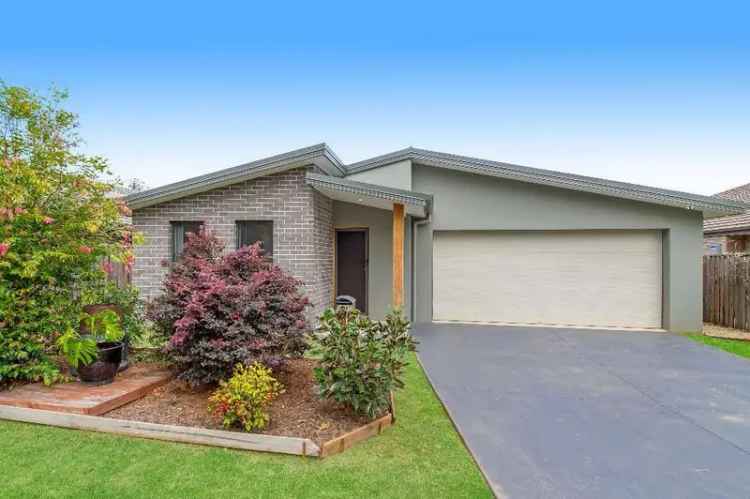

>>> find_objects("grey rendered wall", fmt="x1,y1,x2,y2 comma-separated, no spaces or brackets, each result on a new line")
332,201,411,320
347,160,412,190
131,168,334,323
411,165,704,332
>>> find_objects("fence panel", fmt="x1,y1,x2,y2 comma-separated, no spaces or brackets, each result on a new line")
704,255,750,330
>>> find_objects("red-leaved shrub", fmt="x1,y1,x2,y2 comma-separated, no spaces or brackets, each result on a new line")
146,230,310,386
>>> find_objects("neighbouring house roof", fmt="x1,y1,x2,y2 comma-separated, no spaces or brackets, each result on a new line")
125,143,345,209
346,147,747,218
305,173,432,217
125,142,748,218
704,182,750,234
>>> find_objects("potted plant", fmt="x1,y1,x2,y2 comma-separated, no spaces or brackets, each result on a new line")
82,303,129,372
57,309,125,385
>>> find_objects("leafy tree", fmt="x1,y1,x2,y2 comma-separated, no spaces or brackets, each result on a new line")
0,83,139,385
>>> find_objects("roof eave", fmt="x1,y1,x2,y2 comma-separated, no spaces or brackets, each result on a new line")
126,143,344,210
306,172,432,218
346,148,747,217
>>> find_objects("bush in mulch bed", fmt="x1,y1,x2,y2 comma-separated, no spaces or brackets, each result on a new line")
105,358,376,444
105,307,417,444
312,307,417,419
208,362,283,432
146,230,310,387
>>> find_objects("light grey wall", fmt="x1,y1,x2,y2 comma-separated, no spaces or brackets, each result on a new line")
332,201,411,320
347,160,412,190
411,164,704,332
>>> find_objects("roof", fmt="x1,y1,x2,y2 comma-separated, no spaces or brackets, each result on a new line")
305,173,432,217
126,143,747,218
125,144,345,209
716,182,750,204
347,147,747,218
704,183,750,234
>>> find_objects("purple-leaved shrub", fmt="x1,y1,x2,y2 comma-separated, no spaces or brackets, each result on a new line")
147,230,310,386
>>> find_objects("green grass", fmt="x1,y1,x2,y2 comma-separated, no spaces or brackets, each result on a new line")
687,333,750,359
0,353,491,499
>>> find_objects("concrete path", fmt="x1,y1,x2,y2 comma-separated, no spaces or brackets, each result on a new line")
414,323,750,499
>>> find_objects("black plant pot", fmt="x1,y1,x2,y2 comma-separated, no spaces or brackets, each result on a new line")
118,336,130,372
76,342,124,385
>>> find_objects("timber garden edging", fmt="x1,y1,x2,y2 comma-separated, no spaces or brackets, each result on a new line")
0,403,394,459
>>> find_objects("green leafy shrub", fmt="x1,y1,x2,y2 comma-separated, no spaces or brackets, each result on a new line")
0,83,140,385
313,307,417,419
208,362,284,432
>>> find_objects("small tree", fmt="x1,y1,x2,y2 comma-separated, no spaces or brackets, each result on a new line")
0,83,138,384
147,230,310,386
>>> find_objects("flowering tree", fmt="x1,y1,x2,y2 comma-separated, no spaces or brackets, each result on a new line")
0,83,138,384
147,230,310,386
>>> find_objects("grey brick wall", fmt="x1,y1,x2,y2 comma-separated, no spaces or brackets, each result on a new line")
132,168,333,322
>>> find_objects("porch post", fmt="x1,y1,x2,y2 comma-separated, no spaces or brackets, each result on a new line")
392,203,405,308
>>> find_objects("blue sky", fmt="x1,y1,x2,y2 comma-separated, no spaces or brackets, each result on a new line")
3,1,748,195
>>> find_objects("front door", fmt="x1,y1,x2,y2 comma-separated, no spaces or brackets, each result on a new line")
336,229,368,314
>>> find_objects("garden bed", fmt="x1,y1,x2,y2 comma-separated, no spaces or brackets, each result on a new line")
0,358,395,458
105,358,386,446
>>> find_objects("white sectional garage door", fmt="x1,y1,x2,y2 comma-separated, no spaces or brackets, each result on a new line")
433,230,662,329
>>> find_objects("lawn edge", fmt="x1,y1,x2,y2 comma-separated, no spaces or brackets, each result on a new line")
413,353,500,499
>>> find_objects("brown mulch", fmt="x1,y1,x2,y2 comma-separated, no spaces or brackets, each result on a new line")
105,358,379,444
703,323,750,341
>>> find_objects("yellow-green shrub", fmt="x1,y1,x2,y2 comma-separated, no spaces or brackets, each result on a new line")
208,363,283,432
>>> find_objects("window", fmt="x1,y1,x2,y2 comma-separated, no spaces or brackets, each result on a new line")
171,221,203,261
236,220,273,257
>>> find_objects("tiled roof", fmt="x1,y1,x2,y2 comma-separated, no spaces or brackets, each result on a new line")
704,183,750,233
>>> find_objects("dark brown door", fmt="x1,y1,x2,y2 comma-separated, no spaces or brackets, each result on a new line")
336,229,368,313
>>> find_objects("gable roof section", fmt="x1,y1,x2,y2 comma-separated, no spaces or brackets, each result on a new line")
346,147,746,218
716,182,750,204
305,172,431,217
704,182,750,234
125,143,345,209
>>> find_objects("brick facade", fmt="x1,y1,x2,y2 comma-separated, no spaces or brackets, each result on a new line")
132,168,334,322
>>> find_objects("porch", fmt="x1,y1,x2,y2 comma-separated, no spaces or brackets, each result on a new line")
306,173,432,319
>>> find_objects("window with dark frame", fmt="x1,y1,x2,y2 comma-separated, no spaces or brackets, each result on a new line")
236,220,274,258
170,221,203,261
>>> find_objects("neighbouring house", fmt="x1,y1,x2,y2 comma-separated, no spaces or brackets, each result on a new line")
124,144,745,332
704,182,750,254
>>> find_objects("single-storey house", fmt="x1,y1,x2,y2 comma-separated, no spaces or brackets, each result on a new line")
125,144,745,332
704,182,750,254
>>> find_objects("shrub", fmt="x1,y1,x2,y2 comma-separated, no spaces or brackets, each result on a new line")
208,362,283,432
146,230,310,386
313,307,417,419
0,84,139,385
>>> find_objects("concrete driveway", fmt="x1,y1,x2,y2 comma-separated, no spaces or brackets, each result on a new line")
413,323,750,499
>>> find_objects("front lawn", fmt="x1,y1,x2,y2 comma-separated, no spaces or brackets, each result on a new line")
0,353,491,499
686,333,750,360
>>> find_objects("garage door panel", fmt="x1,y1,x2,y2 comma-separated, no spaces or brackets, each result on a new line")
433,230,662,328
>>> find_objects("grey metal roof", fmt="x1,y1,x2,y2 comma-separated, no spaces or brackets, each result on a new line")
125,142,747,218
125,143,345,209
346,147,747,218
305,173,432,209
